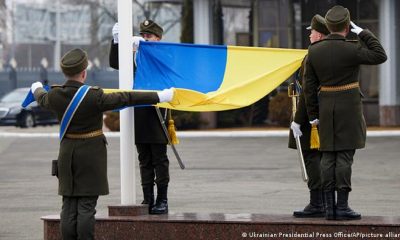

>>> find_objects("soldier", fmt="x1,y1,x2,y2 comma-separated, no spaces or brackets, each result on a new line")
289,14,329,218
109,20,170,214
304,5,387,220
30,48,175,239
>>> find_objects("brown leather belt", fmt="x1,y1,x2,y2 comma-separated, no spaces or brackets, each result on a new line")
320,82,359,92
65,129,103,139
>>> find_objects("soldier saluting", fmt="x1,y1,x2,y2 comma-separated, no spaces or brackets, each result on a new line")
30,48,175,239
304,5,387,220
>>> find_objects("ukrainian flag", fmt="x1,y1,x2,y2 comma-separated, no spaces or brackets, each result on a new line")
131,41,306,111
22,42,307,111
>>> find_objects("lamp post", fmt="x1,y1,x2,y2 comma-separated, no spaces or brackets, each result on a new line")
54,0,61,71
9,57,17,90
40,58,48,85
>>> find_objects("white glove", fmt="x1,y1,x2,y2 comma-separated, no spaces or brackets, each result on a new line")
112,22,119,44
290,122,302,138
31,81,43,94
157,88,175,103
350,21,363,35
309,119,319,126
132,36,145,49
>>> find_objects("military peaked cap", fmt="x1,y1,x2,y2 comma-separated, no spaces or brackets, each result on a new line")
307,14,330,35
140,20,163,38
325,5,350,33
60,48,88,76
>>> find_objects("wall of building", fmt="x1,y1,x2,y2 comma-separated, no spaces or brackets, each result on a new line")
0,69,118,99
255,0,391,126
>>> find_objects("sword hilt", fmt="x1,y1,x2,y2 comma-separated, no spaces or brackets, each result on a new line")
288,82,299,97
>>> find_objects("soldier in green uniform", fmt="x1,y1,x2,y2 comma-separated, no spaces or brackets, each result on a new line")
30,48,175,239
304,5,387,220
109,20,170,214
289,14,329,218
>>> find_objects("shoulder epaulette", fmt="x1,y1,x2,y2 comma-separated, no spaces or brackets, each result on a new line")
346,39,359,43
51,84,62,88
90,86,100,90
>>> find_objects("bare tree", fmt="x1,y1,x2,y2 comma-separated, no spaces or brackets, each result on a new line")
4,0,182,68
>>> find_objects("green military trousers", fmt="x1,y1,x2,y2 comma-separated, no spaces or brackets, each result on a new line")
303,150,322,191
320,150,355,192
136,143,170,187
60,196,98,240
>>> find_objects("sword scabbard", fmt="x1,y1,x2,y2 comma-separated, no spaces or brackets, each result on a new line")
155,107,185,169
289,82,308,183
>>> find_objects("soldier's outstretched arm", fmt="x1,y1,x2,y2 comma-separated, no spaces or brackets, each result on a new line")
96,88,174,112
31,82,50,109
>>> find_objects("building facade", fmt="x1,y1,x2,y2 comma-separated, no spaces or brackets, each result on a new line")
1,0,398,126
194,0,399,126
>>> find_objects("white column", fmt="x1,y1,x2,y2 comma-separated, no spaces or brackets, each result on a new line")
193,0,217,128
379,0,399,126
118,0,136,204
54,0,61,71
193,0,211,44
379,0,397,105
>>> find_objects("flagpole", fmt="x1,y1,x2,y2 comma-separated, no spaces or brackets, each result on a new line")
117,0,136,204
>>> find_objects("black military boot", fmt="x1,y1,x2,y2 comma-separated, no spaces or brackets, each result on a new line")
151,185,168,214
324,191,336,220
141,185,154,214
293,190,325,218
336,191,361,220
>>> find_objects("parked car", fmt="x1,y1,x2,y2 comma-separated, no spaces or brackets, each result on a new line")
0,88,58,128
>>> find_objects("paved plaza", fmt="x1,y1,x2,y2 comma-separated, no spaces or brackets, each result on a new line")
1,126,400,240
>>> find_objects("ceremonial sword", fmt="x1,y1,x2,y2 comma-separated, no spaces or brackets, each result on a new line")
155,107,185,169
288,82,308,183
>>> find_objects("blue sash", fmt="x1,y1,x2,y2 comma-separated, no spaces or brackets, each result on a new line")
59,85,91,140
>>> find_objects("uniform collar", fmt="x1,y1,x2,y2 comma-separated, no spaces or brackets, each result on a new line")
64,80,84,88
326,33,346,40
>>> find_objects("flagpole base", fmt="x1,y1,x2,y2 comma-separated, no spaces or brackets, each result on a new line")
108,204,149,217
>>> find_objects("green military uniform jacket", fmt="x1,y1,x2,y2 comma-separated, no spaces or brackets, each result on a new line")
34,80,160,196
304,30,387,151
289,56,313,150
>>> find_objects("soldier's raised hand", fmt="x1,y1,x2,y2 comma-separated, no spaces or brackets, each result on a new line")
112,22,119,44
132,36,145,50
31,81,43,94
350,21,363,35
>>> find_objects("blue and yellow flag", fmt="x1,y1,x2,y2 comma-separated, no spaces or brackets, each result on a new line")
106,41,306,111
22,42,306,111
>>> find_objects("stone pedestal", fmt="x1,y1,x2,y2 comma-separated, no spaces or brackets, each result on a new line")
42,212,400,240
108,204,149,216
380,105,400,126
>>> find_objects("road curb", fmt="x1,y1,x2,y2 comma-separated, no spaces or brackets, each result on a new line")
1,130,400,138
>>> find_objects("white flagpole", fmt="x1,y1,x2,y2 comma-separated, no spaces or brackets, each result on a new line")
117,0,136,204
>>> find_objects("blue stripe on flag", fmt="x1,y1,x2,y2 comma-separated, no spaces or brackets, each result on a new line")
134,41,227,93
